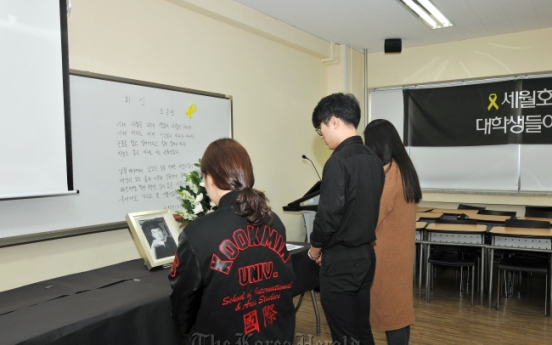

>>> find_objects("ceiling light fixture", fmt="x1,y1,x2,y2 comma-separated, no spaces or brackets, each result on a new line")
397,0,453,29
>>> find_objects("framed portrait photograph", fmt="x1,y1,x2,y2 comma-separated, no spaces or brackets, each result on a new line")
125,209,180,270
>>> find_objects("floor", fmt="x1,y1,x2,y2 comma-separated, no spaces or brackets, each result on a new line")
294,267,552,344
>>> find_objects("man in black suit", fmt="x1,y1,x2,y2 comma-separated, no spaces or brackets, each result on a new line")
308,93,384,345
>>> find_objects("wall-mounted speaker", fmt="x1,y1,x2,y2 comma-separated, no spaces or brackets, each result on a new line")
384,38,402,53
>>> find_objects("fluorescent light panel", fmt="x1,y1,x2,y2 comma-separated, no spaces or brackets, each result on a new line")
397,0,453,29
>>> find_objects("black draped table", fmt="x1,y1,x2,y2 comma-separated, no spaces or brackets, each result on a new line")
0,242,318,345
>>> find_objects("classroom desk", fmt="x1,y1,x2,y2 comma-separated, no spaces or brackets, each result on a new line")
0,260,179,345
467,214,512,237
417,212,442,220
487,227,552,314
0,242,318,345
467,214,512,222
416,207,434,213
519,216,552,225
430,208,480,215
424,223,487,306
415,222,427,240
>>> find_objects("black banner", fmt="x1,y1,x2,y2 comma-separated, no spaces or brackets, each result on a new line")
404,77,552,146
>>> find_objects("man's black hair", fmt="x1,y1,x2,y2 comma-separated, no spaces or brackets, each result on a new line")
312,93,361,129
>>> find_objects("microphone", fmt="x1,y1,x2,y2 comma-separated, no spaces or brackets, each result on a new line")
302,154,321,180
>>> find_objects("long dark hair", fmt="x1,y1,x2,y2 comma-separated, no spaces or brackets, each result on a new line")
364,119,422,203
200,138,274,226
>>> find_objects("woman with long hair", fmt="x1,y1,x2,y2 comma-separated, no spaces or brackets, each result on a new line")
364,119,421,345
169,138,295,344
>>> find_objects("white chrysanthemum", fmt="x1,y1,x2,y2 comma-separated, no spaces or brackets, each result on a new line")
176,163,215,220
177,189,194,203
195,193,203,203
176,208,195,221
193,203,203,214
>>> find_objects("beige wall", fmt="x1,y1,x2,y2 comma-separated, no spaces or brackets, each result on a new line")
0,230,139,291
0,0,336,292
2,1,552,292
368,27,552,88
367,27,552,210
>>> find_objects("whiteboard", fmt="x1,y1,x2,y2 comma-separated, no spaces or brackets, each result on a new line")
369,88,551,192
0,0,70,198
409,145,519,191
0,72,232,240
520,145,552,192
369,89,404,140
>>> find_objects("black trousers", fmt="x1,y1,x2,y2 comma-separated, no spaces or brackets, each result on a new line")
319,244,376,345
385,326,410,345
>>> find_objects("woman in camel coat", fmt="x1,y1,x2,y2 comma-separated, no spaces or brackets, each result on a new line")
364,119,422,345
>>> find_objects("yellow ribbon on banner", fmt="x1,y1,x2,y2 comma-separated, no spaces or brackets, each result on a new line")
487,93,499,111
185,104,197,118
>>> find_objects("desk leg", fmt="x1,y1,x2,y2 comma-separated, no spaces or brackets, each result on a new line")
426,243,431,302
488,248,494,308
418,242,424,299
480,247,485,306
310,290,321,335
546,257,552,316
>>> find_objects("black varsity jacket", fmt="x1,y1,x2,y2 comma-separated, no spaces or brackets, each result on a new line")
169,191,296,344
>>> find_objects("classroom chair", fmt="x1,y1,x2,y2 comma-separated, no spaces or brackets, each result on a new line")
426,218,480,306
496,219,552,315
525,206,552,218
458,204,486,211
479,210,517,217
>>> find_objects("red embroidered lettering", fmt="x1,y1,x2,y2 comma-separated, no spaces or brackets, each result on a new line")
263,262,274,280
211,227,289,276
260,227,290,263
222,292,245,306
243,310,260,335
276,240,291,263
169,255,179,278
247,225,260,247
238,262,275,286
260,226,278,248
258,293,281,304
262,304,278,327
220,239,239,260
253,282,293,295
238,266,250,286
210,253,233,274
272,232,284,252
233,229,248,250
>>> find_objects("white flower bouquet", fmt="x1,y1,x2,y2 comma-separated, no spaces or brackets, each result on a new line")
175,160,214,221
